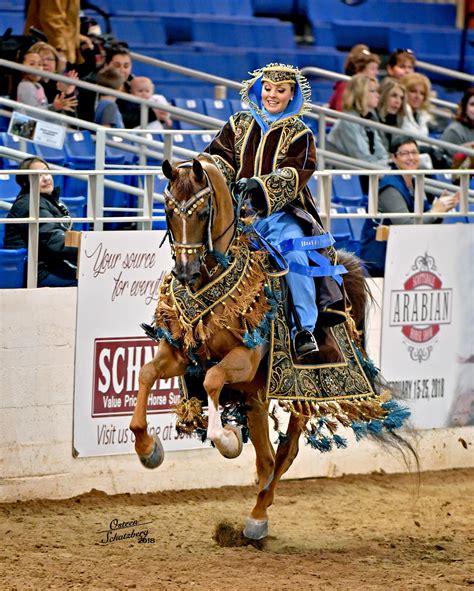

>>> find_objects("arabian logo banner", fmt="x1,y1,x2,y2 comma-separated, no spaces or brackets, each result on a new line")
381,225,473,430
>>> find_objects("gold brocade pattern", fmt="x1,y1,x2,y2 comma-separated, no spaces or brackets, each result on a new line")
233,112,253,171
266,276,374,402
212,154,235,185
261,167,298,214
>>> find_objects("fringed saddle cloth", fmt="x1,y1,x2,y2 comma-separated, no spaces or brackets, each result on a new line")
151,235,409,450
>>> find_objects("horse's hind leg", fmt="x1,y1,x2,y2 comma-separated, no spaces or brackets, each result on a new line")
130,340,187,468
204,345,262,459
244,412,306,539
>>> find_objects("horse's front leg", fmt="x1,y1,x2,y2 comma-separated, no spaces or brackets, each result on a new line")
204,346,262,459
130,339,187,468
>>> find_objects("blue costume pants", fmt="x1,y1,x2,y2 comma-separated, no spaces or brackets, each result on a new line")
254,211,317,335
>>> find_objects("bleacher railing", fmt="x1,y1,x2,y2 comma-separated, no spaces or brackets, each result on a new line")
1,167,472,289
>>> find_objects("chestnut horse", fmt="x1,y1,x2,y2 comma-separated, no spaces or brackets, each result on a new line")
130,154,377,541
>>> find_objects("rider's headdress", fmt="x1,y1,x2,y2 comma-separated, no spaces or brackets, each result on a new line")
240,62,312,126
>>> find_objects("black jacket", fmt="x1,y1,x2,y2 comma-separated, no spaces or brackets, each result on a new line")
4,187,78,282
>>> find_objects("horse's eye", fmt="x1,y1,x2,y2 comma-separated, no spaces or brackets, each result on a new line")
198,207,210,221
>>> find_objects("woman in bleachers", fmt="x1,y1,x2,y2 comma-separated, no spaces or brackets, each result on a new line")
329,45,380,112
327,74,389,167
359,136,459,277
29,42,79,108
385,49,416,80
375,77,407,151
4,157,78,287
16,48,78,113
441,88,474,168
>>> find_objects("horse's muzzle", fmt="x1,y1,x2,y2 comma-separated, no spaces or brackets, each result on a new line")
172,262,201,287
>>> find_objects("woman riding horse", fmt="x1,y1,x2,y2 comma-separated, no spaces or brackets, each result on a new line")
206,63,346,362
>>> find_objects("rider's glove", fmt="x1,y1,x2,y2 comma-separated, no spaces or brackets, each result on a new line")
233,178,264,215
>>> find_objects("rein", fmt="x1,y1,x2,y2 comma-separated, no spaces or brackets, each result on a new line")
164,164,241,275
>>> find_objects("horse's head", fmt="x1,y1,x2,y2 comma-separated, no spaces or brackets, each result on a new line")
163,156,232,289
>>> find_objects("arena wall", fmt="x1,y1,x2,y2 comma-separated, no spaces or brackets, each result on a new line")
1,282,472,503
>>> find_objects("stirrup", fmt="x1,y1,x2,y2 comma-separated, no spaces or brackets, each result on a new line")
293,329,319,358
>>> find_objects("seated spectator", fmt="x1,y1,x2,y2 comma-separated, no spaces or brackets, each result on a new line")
376,77,407,151
327,74,389,167
4,157,78,287
129,76,172,130
385,49,416,80
400,73,448,168
16,49,77,113
29,42,79,108
329,45,380,112
441,88,474,168
359,136,459,276
94,69,125,128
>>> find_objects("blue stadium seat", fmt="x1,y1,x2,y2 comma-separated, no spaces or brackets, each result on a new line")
0,248,27,288
230,99,249,113
111,17,167,48
0,174,19,200
203,99,232,122
173,98,205,130
0,113,11,132
332,174,364,206
61,196,88,231
35,143,67,166
388,26,461,58
0,204,11,247
171,132,195,153
64,131,96,168
346,206,367,256
191,132,215,153
330,206,352,251
0,132,37,167
1,11,24,32
152,177,167,230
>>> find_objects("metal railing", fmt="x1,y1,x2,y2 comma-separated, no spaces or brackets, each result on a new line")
1,167,472,289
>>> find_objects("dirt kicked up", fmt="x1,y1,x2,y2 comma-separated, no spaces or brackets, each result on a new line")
1,468,473,590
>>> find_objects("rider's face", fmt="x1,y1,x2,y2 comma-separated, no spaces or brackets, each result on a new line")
261,82,294,114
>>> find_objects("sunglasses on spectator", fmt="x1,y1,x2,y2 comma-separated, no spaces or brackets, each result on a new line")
396,150,419,157
394,48,415,56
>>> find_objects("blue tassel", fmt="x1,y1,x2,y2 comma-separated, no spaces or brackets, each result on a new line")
382,405,411,430
306,434,333,453
209,249,231,268
155,327,180,349
351,421,368,441
367,419,384,434
333,434,348,449
355,348,380,379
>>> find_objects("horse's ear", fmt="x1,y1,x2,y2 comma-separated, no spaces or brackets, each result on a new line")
192,158,204,183
162,160,175,181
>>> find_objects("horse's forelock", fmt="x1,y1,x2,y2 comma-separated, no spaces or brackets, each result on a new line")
172,166,205,201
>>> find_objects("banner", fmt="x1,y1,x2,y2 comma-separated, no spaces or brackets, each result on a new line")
73,231,208,457
8,111,65,149
381,225,474,429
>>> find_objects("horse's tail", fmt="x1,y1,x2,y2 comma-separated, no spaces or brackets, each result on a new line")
338,249,373,344
337,249,420,473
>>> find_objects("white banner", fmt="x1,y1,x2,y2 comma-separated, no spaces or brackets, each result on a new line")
73,231,207,457
381,225,474,429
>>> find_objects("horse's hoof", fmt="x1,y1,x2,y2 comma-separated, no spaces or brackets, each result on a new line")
243,517,268,540
138,435,164,469
219,425,243,459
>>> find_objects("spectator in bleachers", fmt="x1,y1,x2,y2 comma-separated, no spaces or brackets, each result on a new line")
441,88,474,169
205,63,344,362
329,45,380,112
385,49,416,80
17,49,78,113
359,136,459,277
128,76,173,130
94,69,125,128
399,72,446,168
4,157,78,287
375,77,407,151
24,0,82,65
29,42,78,107
327,74,389,167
